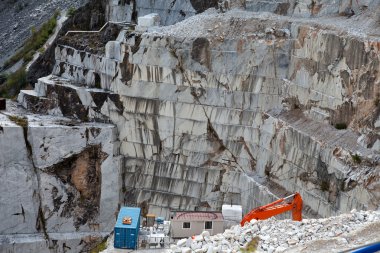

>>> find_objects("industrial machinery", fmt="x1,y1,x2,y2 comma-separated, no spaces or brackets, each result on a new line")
146,214,156,227
122,216,132,225
240,193,303,226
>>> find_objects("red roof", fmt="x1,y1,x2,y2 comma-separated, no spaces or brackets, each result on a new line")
171,212,224,221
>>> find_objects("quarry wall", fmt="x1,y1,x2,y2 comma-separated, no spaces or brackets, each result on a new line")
1,0,379,252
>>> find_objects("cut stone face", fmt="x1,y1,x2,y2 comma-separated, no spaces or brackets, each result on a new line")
2,0,380,251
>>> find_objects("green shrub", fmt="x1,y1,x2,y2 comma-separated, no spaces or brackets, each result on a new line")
3,12,59,69
8,115,28,128
335,123,347,130
241,236,259,253
0,73,8,84
23,50,35,62
67,7,76,17
90,239,108,253
0,68,27,98
351,154,362,164
38,47,45,54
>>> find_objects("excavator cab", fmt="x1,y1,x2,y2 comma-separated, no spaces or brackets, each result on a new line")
240,192,303,226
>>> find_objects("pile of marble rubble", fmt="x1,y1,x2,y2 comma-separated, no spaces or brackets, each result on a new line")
171,210,380,253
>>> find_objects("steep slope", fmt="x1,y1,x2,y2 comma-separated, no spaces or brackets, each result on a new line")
0,0,87,67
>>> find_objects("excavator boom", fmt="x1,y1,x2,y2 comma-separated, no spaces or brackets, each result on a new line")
240,192,302,226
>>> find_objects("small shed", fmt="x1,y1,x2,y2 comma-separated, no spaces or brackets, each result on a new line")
114,207,141,249
170,211,224,238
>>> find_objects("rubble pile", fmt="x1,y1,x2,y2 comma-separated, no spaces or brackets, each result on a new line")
171,210,380,253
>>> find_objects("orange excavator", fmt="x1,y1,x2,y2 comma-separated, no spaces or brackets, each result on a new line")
240,192,303,226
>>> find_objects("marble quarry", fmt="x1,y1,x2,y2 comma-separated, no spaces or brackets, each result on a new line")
0,0,379,252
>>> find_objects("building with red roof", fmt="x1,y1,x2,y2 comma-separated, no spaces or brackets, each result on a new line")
170,211,224,238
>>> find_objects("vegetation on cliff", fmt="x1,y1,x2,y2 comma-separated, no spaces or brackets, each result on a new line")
0,11,59,97
0,68,26,98
4,11,59,69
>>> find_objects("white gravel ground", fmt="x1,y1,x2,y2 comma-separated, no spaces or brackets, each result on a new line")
151,7,380,40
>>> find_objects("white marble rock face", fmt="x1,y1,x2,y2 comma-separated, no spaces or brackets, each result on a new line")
21,8,379,220
0,121,39,235
0,113,121,253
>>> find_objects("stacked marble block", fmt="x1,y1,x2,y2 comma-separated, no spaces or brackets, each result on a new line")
136,13,161,32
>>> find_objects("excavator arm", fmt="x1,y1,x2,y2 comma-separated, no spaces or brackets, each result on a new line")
240,193,302,226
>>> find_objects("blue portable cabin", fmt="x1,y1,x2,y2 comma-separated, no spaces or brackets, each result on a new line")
114,207,141,249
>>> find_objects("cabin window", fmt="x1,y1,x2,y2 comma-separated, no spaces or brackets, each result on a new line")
183,222,191,229
205,221,213,229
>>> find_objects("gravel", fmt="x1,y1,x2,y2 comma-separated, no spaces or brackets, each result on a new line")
171,210,380,253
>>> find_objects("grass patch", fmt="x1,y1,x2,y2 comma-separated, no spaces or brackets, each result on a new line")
334,123,347,130
0,10,60,97
3,11,59,69
0,73,8,83
38,47,46,54
0,67,27,98
351,154,362,164
8,115,28,128
241,236,259,253
67,7,76,17
90,239,108,253
23,50,35,62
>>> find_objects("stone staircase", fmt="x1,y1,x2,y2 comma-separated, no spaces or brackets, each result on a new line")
18,75,118,122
